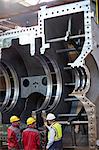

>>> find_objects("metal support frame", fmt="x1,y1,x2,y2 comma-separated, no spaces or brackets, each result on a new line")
0,0,93,57
0,0,96,149
70,65,97,150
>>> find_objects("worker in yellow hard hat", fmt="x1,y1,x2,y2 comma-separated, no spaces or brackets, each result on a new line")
22,117,40,150
45,113,63,150
7,115,21,150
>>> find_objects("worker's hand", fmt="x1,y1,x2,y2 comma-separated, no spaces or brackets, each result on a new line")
66,121,70,125
75,125,80,133
46,147,48,150
44,121,47,127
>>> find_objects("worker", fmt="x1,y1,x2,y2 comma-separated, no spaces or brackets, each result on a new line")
45,113,62,150
37,112,47,150
7,115,21,150
22,117,40,150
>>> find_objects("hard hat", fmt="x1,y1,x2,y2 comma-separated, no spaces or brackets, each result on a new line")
10,115,20,123
46,113,56,121
27,117,36,125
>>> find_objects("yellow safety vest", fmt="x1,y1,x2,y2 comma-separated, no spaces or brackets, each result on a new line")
48,122,62,141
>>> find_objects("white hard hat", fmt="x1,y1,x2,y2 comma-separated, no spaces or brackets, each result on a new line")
46,113,56,121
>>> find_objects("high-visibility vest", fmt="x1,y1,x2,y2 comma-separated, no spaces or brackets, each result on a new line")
48,122,62,141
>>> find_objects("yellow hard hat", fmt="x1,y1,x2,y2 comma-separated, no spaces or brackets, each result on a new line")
10,115,20,123
27,117,36,125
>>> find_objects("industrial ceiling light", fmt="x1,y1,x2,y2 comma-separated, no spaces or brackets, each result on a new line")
19,0,39,7
3,0,10,1
19,0,56,7
39,0,55,3
25,0,39,5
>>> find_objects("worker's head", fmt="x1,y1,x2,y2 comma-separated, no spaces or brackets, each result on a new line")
46,113,56,125
10,115,20,126
26,117,36,128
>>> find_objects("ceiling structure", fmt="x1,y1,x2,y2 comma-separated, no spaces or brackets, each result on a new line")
0,0,80,18
0,0,81,32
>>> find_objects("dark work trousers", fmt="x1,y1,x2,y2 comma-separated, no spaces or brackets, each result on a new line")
49,140,63,150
